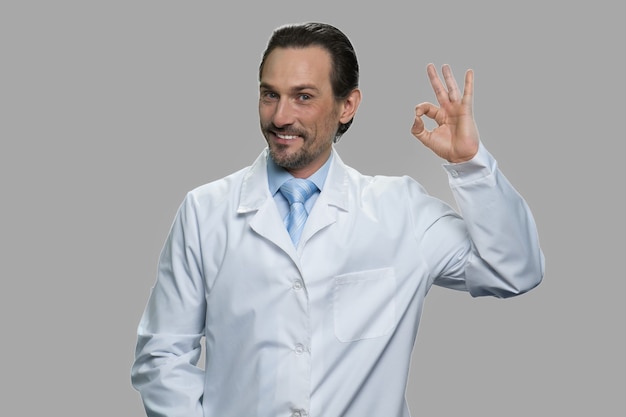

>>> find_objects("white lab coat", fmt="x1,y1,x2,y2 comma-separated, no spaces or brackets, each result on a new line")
132,143,544,417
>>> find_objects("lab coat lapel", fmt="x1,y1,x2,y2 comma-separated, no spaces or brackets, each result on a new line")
237,149,297,258
299,149,350,246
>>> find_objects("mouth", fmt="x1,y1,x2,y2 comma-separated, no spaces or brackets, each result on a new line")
276,133,300,140
270,130,304,143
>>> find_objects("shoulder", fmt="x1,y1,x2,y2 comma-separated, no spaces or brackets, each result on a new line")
342,163,428,200
341,162,458,225
183,165,250,210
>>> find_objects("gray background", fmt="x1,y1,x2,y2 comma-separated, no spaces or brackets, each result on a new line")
2,1,623,415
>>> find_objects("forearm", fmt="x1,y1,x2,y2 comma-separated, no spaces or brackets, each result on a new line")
445,142,545,297
131,328,205,417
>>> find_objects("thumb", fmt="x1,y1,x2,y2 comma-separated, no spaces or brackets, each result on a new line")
411,114,425,137
411,102,437,140
411,105,429,142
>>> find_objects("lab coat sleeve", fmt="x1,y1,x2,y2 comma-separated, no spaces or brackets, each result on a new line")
431,141,544,298
131,192,207,417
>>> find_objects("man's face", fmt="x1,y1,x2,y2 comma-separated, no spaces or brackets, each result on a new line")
259,46,345,178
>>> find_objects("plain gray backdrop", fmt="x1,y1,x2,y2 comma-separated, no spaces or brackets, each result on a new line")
2,1,623,415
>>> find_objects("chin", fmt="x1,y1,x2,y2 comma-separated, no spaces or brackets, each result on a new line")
270,149,308,170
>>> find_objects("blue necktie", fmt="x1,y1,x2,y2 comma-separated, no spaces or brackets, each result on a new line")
279,178,317,245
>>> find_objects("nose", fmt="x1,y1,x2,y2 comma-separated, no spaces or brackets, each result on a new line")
272,98,296,128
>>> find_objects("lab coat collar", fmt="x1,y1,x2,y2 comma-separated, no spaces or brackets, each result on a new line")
237,149,272,214
237,147,350,258
237,147,350,214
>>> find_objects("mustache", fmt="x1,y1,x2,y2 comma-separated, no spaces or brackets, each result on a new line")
263,123,306,137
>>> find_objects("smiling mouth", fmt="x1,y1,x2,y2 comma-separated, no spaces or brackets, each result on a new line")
274,132,301,140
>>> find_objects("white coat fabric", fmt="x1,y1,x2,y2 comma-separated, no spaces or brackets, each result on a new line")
131,143,544,417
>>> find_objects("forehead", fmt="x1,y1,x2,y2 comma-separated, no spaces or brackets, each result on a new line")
260,46,333,90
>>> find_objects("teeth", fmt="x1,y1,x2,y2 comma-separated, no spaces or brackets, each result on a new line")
277,134,298,140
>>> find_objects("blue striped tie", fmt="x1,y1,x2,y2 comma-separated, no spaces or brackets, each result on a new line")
279,178,317,245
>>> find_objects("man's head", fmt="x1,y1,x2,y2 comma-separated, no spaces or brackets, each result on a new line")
259,23,360,139
258,22,361,177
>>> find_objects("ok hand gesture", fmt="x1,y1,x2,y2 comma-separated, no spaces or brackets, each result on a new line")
411,64,480,163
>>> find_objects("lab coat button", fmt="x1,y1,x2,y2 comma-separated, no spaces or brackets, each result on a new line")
293,280,303,290
450,169,459,177
294,343,305,355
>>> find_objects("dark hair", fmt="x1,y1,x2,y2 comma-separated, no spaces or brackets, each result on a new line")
259,22,359,141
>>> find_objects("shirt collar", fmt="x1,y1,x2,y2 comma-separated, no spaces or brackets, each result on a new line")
267,152,333,196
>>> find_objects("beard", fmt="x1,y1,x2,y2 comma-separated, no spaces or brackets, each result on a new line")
262,123,331,171
268,142,323,170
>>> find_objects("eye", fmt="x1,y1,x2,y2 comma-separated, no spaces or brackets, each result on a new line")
298,94,312,101
261,91,278,101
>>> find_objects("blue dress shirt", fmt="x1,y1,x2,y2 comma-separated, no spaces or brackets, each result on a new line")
267,153,333,223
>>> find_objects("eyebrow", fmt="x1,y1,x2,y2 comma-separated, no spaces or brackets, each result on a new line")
259,82,321,93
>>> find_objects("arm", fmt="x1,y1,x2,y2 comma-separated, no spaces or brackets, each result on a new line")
436,143,544,297
413,64,544,297
131,193,206,417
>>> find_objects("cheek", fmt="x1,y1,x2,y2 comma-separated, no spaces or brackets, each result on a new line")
259,108,272,125
303,107,330,128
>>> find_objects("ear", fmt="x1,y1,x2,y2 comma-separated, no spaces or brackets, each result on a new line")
338,88,362,124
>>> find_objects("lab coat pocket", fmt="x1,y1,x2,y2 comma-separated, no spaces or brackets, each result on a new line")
333,268,397,342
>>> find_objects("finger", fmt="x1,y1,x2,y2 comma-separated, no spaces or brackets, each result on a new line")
412,103,438,140
426,63,449,105
415,102,440,121
411,112,425,136
411,116,431,144
442,64,461,102
461,68,474,106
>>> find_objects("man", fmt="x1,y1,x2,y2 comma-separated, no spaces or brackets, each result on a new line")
131,22,544,417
